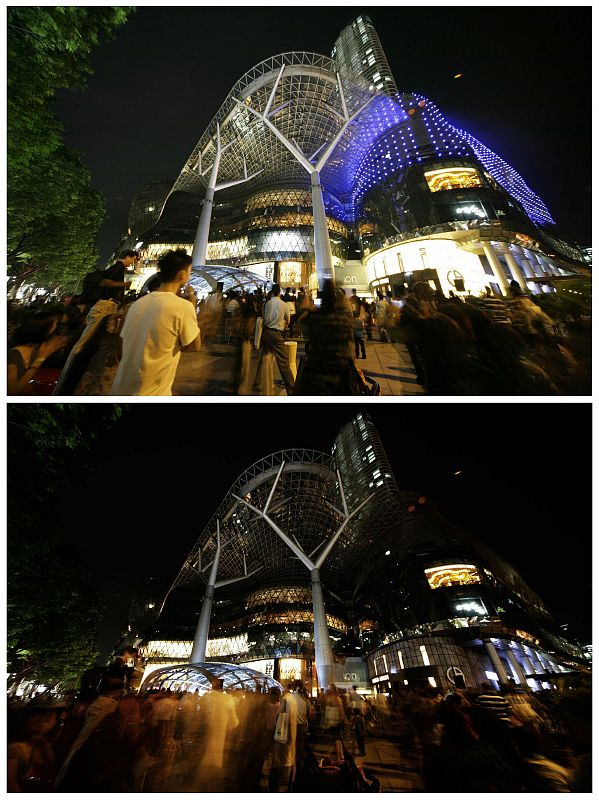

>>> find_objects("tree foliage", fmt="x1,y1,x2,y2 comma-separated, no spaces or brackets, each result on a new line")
7,405,126,693
7,7,132,294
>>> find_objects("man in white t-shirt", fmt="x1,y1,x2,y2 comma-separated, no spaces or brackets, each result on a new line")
110,249,200,396
253,284,294,394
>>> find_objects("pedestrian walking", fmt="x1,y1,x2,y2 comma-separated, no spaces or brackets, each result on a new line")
253,284,295,395
353,309,366,359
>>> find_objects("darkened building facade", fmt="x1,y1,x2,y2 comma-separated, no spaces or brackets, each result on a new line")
126,414,586,695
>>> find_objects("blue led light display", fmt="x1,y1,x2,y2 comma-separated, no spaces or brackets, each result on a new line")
321,91,554,228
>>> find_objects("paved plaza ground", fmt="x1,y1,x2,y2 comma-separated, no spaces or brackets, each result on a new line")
173,335,425,397
304,729,425,792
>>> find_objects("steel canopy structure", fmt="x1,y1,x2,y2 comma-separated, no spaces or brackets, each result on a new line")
119,16,585,297
159,443,407,687
172,53,377,198
168,51,399,284
166,446,405,596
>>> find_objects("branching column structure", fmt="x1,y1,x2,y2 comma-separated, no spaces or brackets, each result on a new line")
191,122,262,269
233,461,374,689
190,521,261,663
235,69,375,287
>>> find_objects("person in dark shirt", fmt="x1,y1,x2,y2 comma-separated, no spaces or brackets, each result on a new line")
293,280,357,395
99,250,138,303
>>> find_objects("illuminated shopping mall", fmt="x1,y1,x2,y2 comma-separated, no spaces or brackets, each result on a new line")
124,414,588,696
117,14,588,299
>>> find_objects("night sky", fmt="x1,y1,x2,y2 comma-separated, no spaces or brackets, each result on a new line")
53,6,592,264
50,403,592,660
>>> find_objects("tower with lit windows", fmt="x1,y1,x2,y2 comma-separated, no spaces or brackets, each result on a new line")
332,14,398,96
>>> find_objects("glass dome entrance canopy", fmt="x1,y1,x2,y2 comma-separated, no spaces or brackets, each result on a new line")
140,662,283,695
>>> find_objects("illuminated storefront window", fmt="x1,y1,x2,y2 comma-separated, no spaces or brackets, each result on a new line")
243,658,275,676
245,586,312,608
279,261,303,286
206,633,249,658
279,658,304,681
424,564,482,590
246,610,347,633
515,630,540,645
424,167,483,193
453,599,487,616
365,238,491,299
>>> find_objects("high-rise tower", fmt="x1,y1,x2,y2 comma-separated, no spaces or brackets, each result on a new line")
332,14,398,96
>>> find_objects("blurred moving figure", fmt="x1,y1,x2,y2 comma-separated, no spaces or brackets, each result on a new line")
269,683,299,792
7,707,57,792
293,280,359,395
7,310,69,395
195,680,239,790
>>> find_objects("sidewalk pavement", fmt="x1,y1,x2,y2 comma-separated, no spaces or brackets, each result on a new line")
173,336,426,397
303,729,425,792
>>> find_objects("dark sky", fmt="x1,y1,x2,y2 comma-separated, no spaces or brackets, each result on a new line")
52,403,592,660
53,6,591,264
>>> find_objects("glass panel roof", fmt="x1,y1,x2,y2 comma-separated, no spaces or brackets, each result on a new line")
141,662,283,696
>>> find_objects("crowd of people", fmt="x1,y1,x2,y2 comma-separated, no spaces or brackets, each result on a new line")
7,249,590,396
7,667,591,793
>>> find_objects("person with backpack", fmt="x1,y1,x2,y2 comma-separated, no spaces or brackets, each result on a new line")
52,251,139,394
80,250,138,309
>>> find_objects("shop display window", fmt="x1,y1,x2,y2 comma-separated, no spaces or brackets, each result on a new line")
424,563,482,590
425,167,483,193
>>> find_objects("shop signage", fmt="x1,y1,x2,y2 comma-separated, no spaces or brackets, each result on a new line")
446,666,465,685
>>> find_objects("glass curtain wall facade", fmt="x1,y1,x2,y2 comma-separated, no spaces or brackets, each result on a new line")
126,414,587,695
114,16,586,297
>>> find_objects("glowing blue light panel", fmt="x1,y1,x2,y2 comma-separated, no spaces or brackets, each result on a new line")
320,91,554,229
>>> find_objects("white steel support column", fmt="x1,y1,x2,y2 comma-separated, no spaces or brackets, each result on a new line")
234,73,374,290
192,176,218,269
233,463,373,692
526,251,544,278
484,640,510,686
502,249,528,292
190,535,221,663
191,123,262,268
530,649,548,676
191,583,215,663
189,522,260,664
311,171,334,284
506,648,528,686
311,568,335,689
533,251,552,277
521,653,538,675
482,243,510,295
